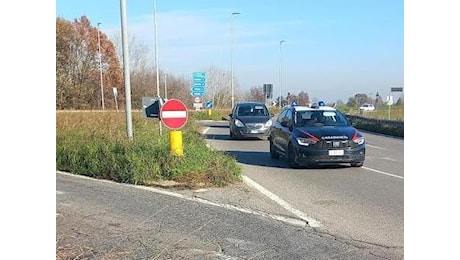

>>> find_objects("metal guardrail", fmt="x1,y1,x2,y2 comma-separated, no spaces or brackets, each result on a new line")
346,114,404,138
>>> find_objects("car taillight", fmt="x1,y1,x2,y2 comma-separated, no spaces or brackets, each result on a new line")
352,131,365,145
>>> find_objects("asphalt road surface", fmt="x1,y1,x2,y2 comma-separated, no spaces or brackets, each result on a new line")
57,172,397,259
200,120,404,259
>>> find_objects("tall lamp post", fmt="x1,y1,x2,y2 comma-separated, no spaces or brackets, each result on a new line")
230,12,240,109
97,22,105,110
153,0,162,136
278,40,286,108
153,0,160,99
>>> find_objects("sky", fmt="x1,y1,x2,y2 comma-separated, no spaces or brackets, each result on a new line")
55,0,404,103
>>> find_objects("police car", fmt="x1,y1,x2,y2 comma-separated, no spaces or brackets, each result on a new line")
268,101,365,168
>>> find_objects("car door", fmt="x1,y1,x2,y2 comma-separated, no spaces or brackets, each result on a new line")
278,109,294,156
271,109,287,152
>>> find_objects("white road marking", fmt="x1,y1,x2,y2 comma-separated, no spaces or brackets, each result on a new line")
242,175,321,228
56,171,307,227
202,127,210,135
362,166,404,180
365,144,389,150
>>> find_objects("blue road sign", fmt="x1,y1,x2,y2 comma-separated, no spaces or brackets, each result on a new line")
193,72,206,79
193,82,206,87
191,86,205,92
191,91,205,97
193,77,206,82
191,72,206,96
205,100,213,108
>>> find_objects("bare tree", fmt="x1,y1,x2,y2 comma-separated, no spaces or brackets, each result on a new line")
203,65,240,109
244,85,265,102
297,91,310,106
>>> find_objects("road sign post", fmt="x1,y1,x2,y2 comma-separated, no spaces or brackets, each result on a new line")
160,99,188,156
205,100,213,116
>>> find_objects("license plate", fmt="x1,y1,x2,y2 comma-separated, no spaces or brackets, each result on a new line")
329,150,344,156
250,130,259,133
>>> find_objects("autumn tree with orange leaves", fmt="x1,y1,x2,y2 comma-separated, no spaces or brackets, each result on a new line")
56,16,123,109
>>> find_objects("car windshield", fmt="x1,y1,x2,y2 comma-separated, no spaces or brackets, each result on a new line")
237,105,269,116
295,110,349,126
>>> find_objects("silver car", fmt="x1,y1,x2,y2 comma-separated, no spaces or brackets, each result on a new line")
229,102,273,140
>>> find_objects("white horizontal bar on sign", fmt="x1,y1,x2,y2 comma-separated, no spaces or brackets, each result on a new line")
161,111,187,118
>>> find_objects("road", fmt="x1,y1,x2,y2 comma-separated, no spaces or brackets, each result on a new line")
200,120,404,258
57,172,393,259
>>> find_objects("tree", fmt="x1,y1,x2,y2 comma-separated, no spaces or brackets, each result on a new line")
245,85,265,102
56,18,78,109
112,34,155,108
297,91,310,106
56,16,123,109
203,65,241,109
346,93,373,108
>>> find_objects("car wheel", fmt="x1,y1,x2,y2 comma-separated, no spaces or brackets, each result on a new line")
288,143,299,168
269,139,279,159
351,162,364,167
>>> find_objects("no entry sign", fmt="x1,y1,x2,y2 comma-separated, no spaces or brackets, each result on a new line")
160,99,188,130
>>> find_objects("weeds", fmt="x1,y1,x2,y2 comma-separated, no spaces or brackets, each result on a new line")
56,111,242,188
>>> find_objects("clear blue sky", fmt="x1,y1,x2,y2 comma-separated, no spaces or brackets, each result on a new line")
56,0,404,103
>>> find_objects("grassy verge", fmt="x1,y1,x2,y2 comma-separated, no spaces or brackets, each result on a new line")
56,111,242,188
338,105,404,121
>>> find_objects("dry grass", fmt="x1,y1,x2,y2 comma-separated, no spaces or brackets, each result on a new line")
56,111,242,187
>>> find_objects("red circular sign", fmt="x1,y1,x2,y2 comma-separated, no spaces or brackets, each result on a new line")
160,99,188,130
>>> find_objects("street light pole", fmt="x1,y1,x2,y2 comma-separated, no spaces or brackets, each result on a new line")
231,12,240,109
153,0,160,99
279,40,286,108
153,0,162,136
119,0,133,139
97,22,105,110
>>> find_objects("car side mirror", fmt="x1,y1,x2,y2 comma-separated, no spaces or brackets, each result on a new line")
229,113,233,118
280,120,291,128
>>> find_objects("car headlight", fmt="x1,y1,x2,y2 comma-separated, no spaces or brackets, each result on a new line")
265,119,273,127
353,136,365,145
235,119,244,127
296,137,318,146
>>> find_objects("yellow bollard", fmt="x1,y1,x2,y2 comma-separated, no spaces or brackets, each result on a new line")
169,130,183,156
207,109,212,117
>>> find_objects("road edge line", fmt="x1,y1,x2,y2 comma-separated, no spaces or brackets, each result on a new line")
242,175,321,228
